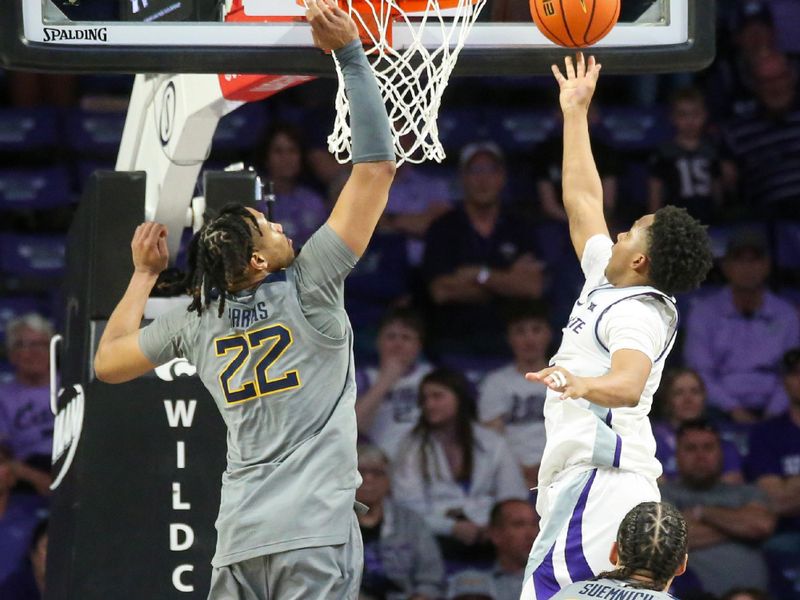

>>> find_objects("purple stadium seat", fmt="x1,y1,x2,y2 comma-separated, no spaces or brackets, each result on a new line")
63,110,126,157
213,103,269,152
0,166,73,210
0,107,59,153
437,107,489,154
596,106,672,152
485,108,559,153
0,234,66,277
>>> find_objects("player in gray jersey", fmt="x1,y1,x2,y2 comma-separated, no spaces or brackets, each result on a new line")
551,502,688,600
93,1,396,598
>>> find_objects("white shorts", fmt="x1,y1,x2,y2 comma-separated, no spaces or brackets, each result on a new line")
519,467,659,600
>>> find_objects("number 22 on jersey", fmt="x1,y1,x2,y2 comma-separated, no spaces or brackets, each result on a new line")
214,323,301,405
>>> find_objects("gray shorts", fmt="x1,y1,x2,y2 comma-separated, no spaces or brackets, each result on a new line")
207,512,363,600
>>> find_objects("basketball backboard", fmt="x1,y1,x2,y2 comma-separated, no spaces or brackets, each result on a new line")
2,0,714,75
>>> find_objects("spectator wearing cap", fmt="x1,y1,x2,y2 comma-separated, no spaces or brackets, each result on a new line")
422,142,544,357
447,569,496,600
660,419,775,596
744,348,800,593
486,499,539,600
683,230,800,423
0,314,55,496
721,50,800,218
356,444,445,600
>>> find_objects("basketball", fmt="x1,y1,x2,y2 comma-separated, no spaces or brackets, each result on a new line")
529,0,621,48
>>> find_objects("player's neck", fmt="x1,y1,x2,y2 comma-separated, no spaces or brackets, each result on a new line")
626,570,668,592
612,271,649,289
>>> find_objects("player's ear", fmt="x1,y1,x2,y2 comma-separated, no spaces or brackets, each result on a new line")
250,251,269,273
608,541,619,566
675,553,688,577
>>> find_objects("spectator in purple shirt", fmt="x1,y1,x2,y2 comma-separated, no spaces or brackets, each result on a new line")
684,230,800,423
653,368,744,484
256,123,329,247
745,347,800,596
0,314,54,496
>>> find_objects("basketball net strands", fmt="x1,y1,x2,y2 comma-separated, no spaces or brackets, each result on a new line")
325,0,487,165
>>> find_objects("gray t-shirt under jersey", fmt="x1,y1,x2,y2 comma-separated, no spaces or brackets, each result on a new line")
139,224,360,568
552,579,675,600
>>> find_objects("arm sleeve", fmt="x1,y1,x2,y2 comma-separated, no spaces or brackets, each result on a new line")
579,234,613,285
599,299,667,361
138,305,193,366
293,224,359,337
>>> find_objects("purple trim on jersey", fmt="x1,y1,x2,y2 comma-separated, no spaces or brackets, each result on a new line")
605,410,612,426
533,545,559,599
613,435,622,467
565,469,598,583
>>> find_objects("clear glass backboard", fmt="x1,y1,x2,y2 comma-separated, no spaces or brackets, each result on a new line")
1,0,714,74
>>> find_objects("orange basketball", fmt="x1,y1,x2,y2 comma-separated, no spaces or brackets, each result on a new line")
529,0,621,48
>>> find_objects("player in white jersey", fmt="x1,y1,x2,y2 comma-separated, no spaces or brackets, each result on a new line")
551,501,688,600
519,54,713,600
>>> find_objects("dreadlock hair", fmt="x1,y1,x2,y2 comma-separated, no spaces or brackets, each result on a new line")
594,501,688,591
413,368,477,484
647,206,713,296
184,203,262,318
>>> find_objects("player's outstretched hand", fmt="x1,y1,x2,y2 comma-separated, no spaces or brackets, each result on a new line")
131,222,169,276
551,52,601,115
306,0,359,52
526,365,587,401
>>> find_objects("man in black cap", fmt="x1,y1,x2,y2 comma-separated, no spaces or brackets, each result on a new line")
684,230,800,423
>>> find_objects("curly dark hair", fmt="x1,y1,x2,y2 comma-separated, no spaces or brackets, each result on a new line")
646,206,713,296
594,501,688,591
184,203,261,318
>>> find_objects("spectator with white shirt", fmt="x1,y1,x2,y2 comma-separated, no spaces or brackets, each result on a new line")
392,368,528,568
479,302,552,489
356,307,434,459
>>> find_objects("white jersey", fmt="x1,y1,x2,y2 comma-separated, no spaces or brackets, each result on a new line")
537,235,678,489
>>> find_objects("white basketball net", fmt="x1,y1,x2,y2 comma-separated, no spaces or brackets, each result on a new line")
328,0,487,165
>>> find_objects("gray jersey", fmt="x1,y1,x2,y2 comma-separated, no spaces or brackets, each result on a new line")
139,225,360,567
552,579,675,600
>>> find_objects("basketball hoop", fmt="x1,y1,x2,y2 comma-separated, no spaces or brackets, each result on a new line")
328,0,487,164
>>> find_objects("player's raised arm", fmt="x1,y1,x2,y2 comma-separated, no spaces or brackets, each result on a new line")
307,0,396,258
552,53,609,260
94,223,166,383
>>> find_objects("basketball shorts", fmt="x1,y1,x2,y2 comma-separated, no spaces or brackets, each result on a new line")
519,466,660,600
207,511,363,600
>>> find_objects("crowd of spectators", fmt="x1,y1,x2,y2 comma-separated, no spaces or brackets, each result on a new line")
1,0,800,598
